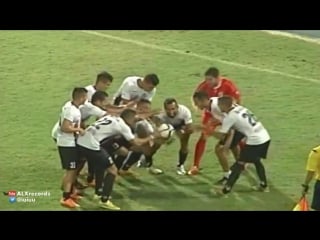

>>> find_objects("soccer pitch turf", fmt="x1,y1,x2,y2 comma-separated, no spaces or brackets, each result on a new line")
1,30,319,210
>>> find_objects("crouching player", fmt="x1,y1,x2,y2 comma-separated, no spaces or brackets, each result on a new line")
77,109,159,210
155,98,194,175
116,99,165,175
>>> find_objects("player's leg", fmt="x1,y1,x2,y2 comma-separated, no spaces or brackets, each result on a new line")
114,147,130,168
189,111,211,175
86,158,95,186
218,144,253,194
98,149,120,210
176,131,191,175
214,131,245,184
214,143,231,183
221,141,271,194
58,147,80,208
144,143,163,174
311,180,320,211
119,151,143,174
133,123,163,174
251,140,270,192
74,158,89,190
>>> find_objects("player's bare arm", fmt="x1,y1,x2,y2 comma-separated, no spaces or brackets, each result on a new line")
129,134,158,147
61,119,84,135
181,123,194,134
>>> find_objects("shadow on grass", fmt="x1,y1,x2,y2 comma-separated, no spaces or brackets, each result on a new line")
78,168,296,211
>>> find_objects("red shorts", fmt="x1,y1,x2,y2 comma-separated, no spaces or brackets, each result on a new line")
201,111,221,136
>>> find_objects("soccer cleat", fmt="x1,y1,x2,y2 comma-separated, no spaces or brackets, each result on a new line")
137,159,147,168
70,193,83,202
187,166,199,175
99,200,120,210
60,198,80,208
214,176,228,185
251,185,270,192
147,167,163,175
93,194,101,200
176,165,186,175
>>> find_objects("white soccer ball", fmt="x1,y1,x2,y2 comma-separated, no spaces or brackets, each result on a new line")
157,123,175,139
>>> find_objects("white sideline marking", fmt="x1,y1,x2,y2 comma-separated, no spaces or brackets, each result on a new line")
81,30,320,84
261,30,320,45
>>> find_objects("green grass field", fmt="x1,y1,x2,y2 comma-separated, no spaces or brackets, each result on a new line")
1,30,320,210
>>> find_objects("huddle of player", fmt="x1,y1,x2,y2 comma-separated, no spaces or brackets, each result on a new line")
52,67,271,210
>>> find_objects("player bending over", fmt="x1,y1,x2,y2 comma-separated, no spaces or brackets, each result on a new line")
192,91,244,184
189,67,241,176
213,96,271,195
155,98,194,175
117,99,165,175
113,74,159,106
77,109,161,210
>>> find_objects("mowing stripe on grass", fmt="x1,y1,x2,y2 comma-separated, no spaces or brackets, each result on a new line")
261,30,320,45
81,30,320,84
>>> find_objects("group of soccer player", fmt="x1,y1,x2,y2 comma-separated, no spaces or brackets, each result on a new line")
52,67,272,210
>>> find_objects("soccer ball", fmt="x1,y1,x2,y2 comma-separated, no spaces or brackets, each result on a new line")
157,123,175,139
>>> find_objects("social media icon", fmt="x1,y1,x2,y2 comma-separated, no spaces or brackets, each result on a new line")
9,197,16,203
8,191,16,197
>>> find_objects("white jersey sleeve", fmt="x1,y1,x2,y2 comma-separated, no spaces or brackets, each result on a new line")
85,85,96,102
219,114,237,134
118,118,135,141
56,101,81,147
180,105,192,125
145,88,156,101
80,102,106,121
63,106,76,122
208,97,225,122
120,80,132,101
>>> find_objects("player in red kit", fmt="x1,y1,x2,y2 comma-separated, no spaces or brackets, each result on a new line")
188,67,242,182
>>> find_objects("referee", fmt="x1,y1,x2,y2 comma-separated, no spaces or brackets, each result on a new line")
301,145,320,211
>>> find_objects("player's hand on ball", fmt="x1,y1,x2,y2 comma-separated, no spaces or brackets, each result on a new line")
152,130,162,139
165,137,175,145
78,128,85,136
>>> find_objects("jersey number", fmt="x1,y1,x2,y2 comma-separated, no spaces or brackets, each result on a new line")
93,118,112,129
242,111,258,127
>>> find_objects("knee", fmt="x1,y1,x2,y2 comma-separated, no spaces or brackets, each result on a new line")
180,147,188,154
107,165,118,176
231,161,245,171
215,144,225,155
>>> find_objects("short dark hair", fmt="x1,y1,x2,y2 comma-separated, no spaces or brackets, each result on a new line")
193,91,209,100
91,91,108,104
96,71,113,83
144,73,159,86
120,109,137,120
72,87,88,100
137,99,151,106
163,98,178,109
204,67,219,78
218,96,233,108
